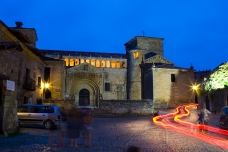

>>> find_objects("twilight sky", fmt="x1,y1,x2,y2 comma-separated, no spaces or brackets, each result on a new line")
1,0,228,71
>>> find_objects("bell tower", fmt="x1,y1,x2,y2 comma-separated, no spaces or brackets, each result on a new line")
125,36,164,100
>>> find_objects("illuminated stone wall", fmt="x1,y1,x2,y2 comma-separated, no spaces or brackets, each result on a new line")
152,67,195,108
45,60,66,100
125,37,170,100
66,62,127,106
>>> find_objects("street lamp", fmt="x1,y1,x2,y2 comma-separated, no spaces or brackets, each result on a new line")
192,84,200,103
41,82,49,104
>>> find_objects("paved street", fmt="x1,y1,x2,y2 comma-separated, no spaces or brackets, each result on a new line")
0,107,227,152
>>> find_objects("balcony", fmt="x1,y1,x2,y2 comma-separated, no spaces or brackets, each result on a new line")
23,76,36,91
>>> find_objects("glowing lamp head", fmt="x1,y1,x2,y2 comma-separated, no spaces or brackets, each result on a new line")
45,83,49,89
192,85,198,90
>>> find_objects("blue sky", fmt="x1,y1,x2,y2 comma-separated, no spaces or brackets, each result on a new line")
1,0,228,71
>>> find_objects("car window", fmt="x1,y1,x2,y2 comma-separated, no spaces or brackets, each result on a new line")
46,106,54,113
17,106,33,113
33,106,46,113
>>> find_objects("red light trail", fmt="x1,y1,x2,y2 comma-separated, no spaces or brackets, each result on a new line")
153,104,228,149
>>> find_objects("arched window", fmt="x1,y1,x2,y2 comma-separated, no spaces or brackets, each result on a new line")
75,59,79,65
122,61,126,68
111,60,115,68
64,58,69,66
91,59,95,66
80,59,84,64
101,60,105,67
133,52,139,59
106,60,110,68
86,59,90,63
96,60,100,67
70,59,74,66
116,61,120,68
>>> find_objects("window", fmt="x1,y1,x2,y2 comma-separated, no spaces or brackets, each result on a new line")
38,76,41,87
122,61,126,68
101,60,105,67
75,59,79,65
116,61,120,68
171,74,175,82
70,59,74,66
80,59,84,64
133,52,139,59
86,59,90,63
105,83,111,91
111,60,115,68
91,59,95,66
106,60,110,68
96,60,100,67
64,58,69,66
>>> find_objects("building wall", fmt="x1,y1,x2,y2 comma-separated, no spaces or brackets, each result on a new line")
152,68,194,108
125,37,164,100
66,62,127,107
0,21,46,134
45,60,66,100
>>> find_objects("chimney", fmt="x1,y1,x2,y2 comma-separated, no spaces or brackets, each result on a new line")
15,21,23,28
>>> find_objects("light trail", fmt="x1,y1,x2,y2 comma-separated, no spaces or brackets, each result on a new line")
153,104,228,150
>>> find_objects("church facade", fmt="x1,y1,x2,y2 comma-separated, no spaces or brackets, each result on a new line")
41,36,195,109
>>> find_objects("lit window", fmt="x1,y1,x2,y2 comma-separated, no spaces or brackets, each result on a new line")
101,60,105,67
91,59,95,66
122,61,126,68
134,52,139,59
116,61,120,68
111,60,115,68
70,59,74,66
75,59,79,65
106,60,110,68
96,60,100,67
64,58,69,66
80,59,84,64
86,59,90,63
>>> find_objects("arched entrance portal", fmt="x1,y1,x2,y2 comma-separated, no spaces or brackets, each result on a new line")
79,89,90,106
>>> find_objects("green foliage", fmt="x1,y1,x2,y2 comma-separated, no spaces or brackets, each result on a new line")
204,62,228,92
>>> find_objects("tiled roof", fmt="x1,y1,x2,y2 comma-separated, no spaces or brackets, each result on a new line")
40,49,127,59
155,64,190,70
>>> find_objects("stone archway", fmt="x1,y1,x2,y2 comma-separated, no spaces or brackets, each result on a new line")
68,78,100,107
79,89,90,106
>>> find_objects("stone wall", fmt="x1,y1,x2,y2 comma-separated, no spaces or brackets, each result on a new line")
99,99,154,115
152,68,194,108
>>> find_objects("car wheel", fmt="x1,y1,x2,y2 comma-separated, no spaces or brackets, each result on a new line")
44,120,54,129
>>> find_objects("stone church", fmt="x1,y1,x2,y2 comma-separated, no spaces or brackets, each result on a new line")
41,36,195,109
0,21,195,134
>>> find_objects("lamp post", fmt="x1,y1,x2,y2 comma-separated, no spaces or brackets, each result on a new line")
41,82,49,104
192,84,199,103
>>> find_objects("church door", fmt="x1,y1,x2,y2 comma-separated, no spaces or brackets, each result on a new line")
79,89,90,106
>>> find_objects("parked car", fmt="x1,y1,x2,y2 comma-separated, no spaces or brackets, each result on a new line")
219,106,228,129
17,104,62,129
